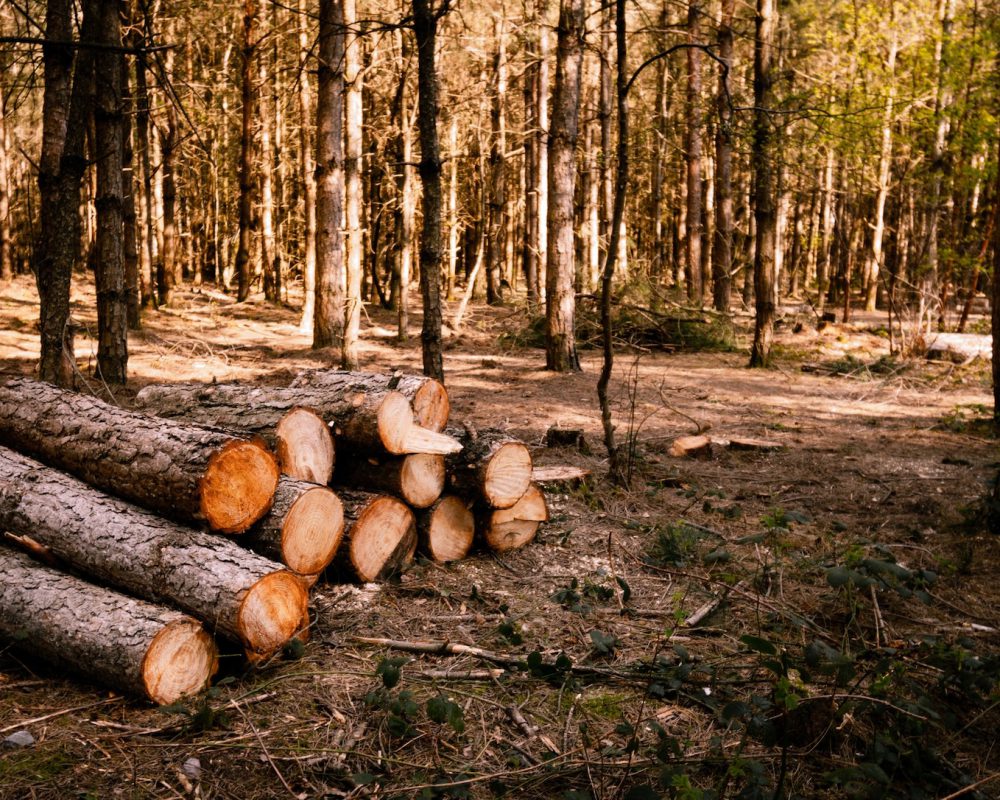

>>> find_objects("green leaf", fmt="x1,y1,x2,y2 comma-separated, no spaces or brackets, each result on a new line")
376,656,408,689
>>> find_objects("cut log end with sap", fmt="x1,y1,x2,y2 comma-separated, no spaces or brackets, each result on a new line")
411,379,450,432
202,439,280,533
275,407,335,484
143,619,219,705
419,496,474,563
447,428,533,508
237,571,310,663
399,454,446,508
480,484,548,552
372,392,462,455
482,442,533,508
278,484,344,578
344,494,417,582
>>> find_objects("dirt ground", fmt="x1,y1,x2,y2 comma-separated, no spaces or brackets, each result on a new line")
1,273,998,800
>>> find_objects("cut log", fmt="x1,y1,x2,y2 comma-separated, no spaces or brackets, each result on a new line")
478,483,548,552
336,490,417,582
135,382,335,484
292,369,450,431
0,447,308,662
334,451,445,508
446,426,533,509
417,495,474,563
531,465,592,486
667,435,712,458
0,546,218,705
134,384,333,484
139,379,459,456
246,477,345,583
0,377,279,533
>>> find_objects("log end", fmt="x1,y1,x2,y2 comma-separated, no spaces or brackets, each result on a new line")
483,442,533,509
142,618,219,705
281,486,345,576
238,571,310,663
201,439,281,534
401,454,446,508
275,407,336,484
350,496,417,582
413,379,450,432
482,484,548,552
423,496,474,563
377,391,417,454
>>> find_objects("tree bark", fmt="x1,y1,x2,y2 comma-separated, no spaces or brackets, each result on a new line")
246,476,344,582
343,0,364,368
0,448,306,662
119,16,141,330
545,0,585,372
93,0,128,384
134,382,335,484
297,0,318,334
0,377,279,533
749,0,777,368
0,81,12,282
445,426,532,508
335,451,445,509
412,0,446,381
486,18,508,306
417,496,474,562
235,0,257,303
712,0,734,313
685,2,704,306
0,545,218,705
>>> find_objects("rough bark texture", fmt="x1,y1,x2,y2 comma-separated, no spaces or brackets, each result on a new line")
417,495,474,563
478,483,548,552
335,489,417,582
412,0,445,381
685,1,703,305
292,369,450,431
314,0,345,349
445,426,532,509
343,0,364,369
135,382,335,484
713,0,735,313
297,0,317,333
246,476,344,581
0,545,218,705
0,448,306,661
545,0,585,372
335,451,445,509
235,0,256,302
0,377,279,533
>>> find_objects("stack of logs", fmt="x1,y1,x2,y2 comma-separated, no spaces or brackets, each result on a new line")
0,371,547,706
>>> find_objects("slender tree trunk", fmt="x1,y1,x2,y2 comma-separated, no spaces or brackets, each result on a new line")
133,1,156,308
522,9,539,305
0,80,12,282
448,117,460,300
297,0,317,333
545,0,584,372
685,1,703,305
343,0,364,368
749,0,777,368
235,0,257,303
413,0,445,381
486,18,508,306
93,0,128,384
816,148,835,312
119,22,140,330
159,36,178,306
598,6,612,265
712,0,734,312
258,8,278,304
314,0,346,349
535,16,549,301
651,31,667,280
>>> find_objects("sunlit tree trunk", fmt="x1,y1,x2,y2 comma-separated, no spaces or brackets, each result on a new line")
133,0,156,307
545,0,584,372
93,0,127,383
486,17,507,305
448,116,459,300
816,148,835,312
297,0,317,333
343,0,364,368
0,79,13,282
259,5,278,303
685,1,703,306
119,25,140,330
314,0,346,349
749,0,777,368
712,0,734,312
235,0,257,303
535,15,549,301
412,0,445,381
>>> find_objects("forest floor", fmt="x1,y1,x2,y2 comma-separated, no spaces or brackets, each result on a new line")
1,273,999,800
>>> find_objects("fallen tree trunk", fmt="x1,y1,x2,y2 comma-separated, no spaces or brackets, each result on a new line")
478,483,548,552
246,477,344,584
0,546,219,705
292,369,450,431
0,377,279,533
417,495,474,563
0,447,307,662
334,451,444,508
335,490,416,582
135,383,335,484
446,426,533,508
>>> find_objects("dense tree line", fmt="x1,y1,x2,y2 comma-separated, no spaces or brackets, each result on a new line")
0,0,998,384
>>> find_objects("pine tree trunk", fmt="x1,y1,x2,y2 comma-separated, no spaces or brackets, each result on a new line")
0,546,218,705
545,0,585,372
0,448,306,662
486,19,508,306
0,81,13,282
749,0,777,368
343,0,364,368
535,15,550,301
259,8,278,304
685,1,703,306
235,0,257,303
119,28,141,330
712,0,734,312
298,0,317,333
133,1,156,309
0,377,279,533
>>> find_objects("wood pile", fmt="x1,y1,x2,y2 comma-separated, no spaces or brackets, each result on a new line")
0,371,547,705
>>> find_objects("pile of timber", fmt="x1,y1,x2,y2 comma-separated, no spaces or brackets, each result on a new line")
0,371,548,706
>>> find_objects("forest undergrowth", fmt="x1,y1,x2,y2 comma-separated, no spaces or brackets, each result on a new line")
0,277,998,800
